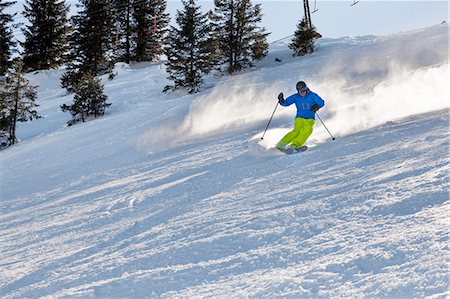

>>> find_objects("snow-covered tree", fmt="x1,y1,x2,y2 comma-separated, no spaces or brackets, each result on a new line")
21,0,70,71
0,0,17,76
61,72,110,126
163,0,213,94
0,60,40,148
210,0,269,74
289,17,321,56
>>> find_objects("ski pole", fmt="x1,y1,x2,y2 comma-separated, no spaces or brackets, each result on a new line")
261,102,279,140
315,111,336,140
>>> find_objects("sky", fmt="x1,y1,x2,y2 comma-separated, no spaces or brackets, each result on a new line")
257,1,448,41
168,1,448,42
8,1,449,43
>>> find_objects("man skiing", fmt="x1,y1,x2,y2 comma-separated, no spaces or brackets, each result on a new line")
275,81,325,153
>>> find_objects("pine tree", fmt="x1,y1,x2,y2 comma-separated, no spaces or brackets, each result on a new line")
110,0,170,64
163,0,213,94
132,0,169,62
61,0,115,93
112,0,133,63
289,17,321,56
0,60,40,148
60,72,111,126
0,81,10,147
0,0,17,76
21,0,70,71
210,0,269,74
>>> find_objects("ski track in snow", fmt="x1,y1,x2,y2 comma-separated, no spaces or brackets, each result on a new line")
1,25,449,298
1,110,449,298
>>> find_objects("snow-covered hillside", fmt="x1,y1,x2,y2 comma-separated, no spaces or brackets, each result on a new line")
1,24,449,298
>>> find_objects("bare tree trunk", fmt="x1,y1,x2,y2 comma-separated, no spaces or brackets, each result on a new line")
303,0,312,29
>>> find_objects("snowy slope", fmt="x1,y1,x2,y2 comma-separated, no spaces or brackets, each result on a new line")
1,24,449,298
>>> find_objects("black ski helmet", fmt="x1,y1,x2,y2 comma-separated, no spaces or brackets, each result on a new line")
296,81,308,92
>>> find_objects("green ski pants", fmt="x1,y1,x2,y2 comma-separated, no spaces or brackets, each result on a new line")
280,117,315,148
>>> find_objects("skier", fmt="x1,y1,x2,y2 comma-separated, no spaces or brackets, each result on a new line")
275,81,325,152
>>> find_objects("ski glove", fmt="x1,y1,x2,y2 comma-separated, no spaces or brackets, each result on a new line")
311,104,320,112
278,93,285,104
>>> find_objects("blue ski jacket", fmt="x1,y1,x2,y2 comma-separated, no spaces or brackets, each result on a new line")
281,90,325,120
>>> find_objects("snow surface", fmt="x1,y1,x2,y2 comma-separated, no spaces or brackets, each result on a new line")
1,24,449,298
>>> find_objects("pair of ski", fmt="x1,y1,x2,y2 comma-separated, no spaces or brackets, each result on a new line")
279,145,308,155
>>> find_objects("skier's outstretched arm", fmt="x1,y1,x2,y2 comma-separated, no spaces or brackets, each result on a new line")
278,93,296,106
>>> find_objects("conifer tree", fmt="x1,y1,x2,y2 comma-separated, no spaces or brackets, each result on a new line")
61,72,110,126
61,0,115,93
112,0,132,63
289,17,321,56
210,0,269,74
0,60,40,148
163,0,213,94
0,90,9,147
132,0,169,62
0,0,17,76
21,0,70,71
